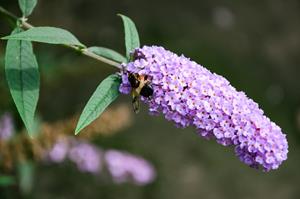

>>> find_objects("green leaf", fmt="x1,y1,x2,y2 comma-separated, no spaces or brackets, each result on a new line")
18,161,34,195
118,14,140,60
5,27,40,136
75,74,121,135
18,0,37,17
88,46,127,63
2,27,85,47
0,175,15,186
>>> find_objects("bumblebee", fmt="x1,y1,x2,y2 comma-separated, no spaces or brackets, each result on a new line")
128,73,153,113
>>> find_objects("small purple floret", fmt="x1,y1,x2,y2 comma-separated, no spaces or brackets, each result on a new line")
0,113,14,140
119,45,288,171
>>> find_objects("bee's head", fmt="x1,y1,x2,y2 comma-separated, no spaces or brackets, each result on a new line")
128,73,140,88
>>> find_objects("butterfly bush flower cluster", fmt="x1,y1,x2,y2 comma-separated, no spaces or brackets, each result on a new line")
119,46,288,171
46,138,156,185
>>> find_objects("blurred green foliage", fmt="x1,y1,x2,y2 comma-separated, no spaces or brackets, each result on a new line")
0,175,15,187
0,0,300,198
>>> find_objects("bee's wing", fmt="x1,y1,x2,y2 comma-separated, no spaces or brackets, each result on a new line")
131,90,140,114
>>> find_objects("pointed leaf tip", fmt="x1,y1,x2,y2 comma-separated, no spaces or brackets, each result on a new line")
75,74,121,135
118,14,140,60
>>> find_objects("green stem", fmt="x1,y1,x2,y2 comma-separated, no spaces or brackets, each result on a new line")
0,6,122,69
0,6,18,21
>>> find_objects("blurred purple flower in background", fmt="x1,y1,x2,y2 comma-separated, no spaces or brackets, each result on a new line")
119,46,288,171
68,141,102,173
45,138,156,185
0,113,14,140
105,150,156,185
47,139,69,163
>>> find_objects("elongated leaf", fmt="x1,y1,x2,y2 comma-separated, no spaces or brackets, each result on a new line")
2,27,85,47
88,46,127,63
118,14,140,60
5,27,40,136
75,74,121,135
18,0,37,17
0,175,15,186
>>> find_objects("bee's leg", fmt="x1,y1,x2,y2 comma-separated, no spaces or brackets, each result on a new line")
132,96,140,114
131,90,140,114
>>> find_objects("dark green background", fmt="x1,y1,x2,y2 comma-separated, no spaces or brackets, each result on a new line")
0,0,300,198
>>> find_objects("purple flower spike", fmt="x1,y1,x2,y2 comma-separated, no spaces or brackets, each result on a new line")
68,142,102,173
104,150,156,185
119,46,288,171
